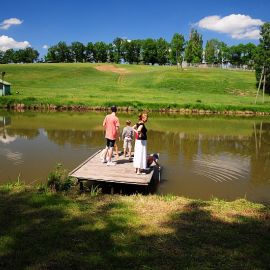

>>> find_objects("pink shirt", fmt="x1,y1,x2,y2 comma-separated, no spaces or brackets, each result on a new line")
103,113,120,140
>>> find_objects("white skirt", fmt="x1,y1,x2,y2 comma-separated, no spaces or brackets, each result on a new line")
133,139,147,169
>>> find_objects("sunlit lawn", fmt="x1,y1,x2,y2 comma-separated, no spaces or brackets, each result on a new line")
1,63,270,111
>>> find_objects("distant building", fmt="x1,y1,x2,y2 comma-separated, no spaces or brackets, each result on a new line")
0,79,11,96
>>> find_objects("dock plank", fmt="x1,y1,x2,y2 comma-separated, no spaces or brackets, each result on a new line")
70,150,154,185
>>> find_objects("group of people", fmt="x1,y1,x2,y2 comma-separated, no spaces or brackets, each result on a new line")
102,105,158,174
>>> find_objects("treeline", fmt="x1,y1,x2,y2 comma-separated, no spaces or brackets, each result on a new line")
0,47,39,64
43,29,257,68
45,35,185,66
0,28,263,68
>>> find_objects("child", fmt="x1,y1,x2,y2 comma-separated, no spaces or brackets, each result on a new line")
122,120,134,159
147,153,160,168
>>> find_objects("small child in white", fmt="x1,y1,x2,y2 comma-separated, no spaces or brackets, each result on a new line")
122,120,134,159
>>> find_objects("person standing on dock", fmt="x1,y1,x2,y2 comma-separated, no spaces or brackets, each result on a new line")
122,120,134,160
133,113,148,174
102,105,120,166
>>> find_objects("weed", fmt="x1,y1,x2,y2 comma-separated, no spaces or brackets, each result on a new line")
90,185,102,197
160,193,177,202
47,163,75,192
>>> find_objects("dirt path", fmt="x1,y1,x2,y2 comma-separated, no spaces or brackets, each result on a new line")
95,65,129,84
95,64,129,74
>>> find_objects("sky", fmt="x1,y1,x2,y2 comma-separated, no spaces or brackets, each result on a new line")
0,0,270,57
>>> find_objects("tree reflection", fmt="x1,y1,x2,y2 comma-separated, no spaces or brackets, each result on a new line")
6,129,39,139
46,129,104,147
250,122,270,184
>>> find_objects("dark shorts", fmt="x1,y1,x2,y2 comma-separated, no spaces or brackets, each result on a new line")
106,139,115,148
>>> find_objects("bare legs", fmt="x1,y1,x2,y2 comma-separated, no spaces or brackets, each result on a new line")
114,143,119,160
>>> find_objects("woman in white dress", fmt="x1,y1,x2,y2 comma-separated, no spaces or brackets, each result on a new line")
133,113,148,174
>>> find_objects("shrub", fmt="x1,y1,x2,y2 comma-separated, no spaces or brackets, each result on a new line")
47,164,75,191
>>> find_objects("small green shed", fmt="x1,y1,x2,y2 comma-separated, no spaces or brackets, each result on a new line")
0,79,11,96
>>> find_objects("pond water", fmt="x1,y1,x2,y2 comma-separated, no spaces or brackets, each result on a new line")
1,111,270,203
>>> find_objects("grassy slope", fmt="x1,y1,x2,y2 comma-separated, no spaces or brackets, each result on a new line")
0,185,269,270
0,63,270,111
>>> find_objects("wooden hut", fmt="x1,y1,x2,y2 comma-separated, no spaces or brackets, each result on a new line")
0,79,11,96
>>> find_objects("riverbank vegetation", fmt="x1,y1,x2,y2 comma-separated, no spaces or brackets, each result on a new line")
1,63,270,113
0,183,269,269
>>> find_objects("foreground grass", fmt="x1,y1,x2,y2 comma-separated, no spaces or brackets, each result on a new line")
0,185,269,269
1,63,270,112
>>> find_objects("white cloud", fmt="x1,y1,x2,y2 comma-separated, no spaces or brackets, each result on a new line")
197,14,264,40
0,35,30,51
42,44,49,49
0,18,23,30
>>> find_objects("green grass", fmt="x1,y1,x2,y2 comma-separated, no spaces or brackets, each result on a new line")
0,184,269,269
1,63,270,112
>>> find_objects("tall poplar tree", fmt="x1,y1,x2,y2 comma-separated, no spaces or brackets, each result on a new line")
185,29,203,64
254,22,270,93
170,33,185,66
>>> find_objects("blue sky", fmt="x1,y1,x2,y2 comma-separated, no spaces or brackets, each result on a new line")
0,0,269,57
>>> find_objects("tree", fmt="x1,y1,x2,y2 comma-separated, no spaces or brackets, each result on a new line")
156,38,169,65
131,40,142,64
23,47,39,63
85,42,95,62
0,51,4,64
170,33,185,66
229,45,243,66
70,41,85,62
56,41,72,62
242,43,256,68
45,42,72,63
2,49,15,63
254,22,270,93
218,42,230,64
94,42,108,62
185,29,203,64
107,43,115,63
122,39,142,64
112,37,124,63
205,39,221,64
142,38,157,64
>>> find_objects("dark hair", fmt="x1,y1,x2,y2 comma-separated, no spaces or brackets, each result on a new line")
111,105,117,112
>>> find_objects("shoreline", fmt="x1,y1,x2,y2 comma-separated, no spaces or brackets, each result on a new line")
1,103,270,116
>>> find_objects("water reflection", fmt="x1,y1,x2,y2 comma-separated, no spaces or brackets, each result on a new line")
47,130,102,147
1,112,270,203
0,116,15,144
251,123,270,185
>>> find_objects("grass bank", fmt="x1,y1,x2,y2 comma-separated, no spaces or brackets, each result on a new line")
0,184,269,269
1,63,270,113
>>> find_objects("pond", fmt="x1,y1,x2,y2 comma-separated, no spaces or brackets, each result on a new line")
1,111,270,203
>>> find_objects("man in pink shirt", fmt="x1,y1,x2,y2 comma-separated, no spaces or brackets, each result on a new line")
102,105,120,165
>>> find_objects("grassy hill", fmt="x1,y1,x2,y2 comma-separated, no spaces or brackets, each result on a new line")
0,63,270,112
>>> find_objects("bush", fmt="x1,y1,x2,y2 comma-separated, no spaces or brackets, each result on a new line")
47,164,75,191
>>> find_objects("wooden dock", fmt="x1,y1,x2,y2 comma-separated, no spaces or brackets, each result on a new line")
69,150,155,186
